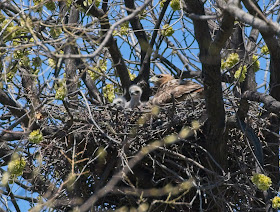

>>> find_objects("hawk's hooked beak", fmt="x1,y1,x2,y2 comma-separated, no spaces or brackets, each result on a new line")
130,90,141,96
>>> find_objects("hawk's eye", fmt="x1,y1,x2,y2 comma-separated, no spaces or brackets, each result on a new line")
157,75,163,78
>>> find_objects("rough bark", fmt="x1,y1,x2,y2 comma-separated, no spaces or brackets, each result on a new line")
64,7,79,108
184,0,234,170
125,0,151,100
241,1,280,211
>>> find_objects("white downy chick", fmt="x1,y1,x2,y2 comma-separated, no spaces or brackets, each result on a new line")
112,97,126,109
125,85,142,109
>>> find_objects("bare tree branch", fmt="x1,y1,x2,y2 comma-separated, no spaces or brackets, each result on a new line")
242,90,280,116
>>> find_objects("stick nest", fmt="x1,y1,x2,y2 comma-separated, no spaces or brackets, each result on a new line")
31,99,274,211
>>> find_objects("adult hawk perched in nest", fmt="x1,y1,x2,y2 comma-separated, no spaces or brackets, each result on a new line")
149,74,203,105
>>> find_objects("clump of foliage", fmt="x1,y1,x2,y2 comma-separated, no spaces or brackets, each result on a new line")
55,78,67,100
161,24,174,36
29,129,43,144
261,45,269,55
8,154,26,177
120,22,130,36
272,196,280,209
251,173,272,191
252,55,260,72
88,59,107,81
221,53,240,69
170,0,180,11
103,84,115,102
234,65,247,82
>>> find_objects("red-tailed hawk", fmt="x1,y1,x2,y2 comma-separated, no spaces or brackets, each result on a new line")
112,97,126,109
125,85,143,109
149,74,203,105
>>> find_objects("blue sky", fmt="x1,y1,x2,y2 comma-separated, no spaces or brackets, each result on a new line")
0,0,275,211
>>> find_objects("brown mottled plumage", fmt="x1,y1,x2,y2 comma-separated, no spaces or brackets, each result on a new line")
149,74,203,105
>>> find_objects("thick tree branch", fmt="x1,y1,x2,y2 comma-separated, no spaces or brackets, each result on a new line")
183,0,211,62
81,71,103,104
5,184,20,212
124,0,149,65
76,0,132,96
242,91,280,116
240,3,280,196
64,6,79,107
130,0,171,100
242,0,280,102
184,1,234,173
0,90,29,125
124,0,151,100
209,12,235,56
19,67,41,110
224,1,280,36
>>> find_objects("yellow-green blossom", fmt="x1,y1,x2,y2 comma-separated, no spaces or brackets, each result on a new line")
13,50,30,67
161,24,174,37
103,84,115,103
251,173,272,191
48,58,56,68
252,55,260,72
95,0,101,7
99,59,107,71
55,84,67,100
29,129,43,144
33,0,43,12
45,1,56,11
113,30,118,36
1,19,21,40
170,0,180,11
160,0,166,8
120,22,129,36
261,45,269,55
50,27,62,38
139,9,147,20
221,59,227,70
272,196,280,209
33,0,43,5
1,172,10,185
83,0,92,6
19,57,30,67
83,0,100,7
223,53,239,69
8,154,26,177
128,71,136,80
14,50,26,59
0,12,5,23
88,59,107,81
66,0,72,7
234,65,247,82
32,57,42,68
6,65,17,82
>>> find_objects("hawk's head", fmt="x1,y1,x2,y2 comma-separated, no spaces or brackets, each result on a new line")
112,97,126,109
149,74,174,87
129,85,142,98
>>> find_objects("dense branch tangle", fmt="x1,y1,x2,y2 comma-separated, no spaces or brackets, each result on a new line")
0,0,280,211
